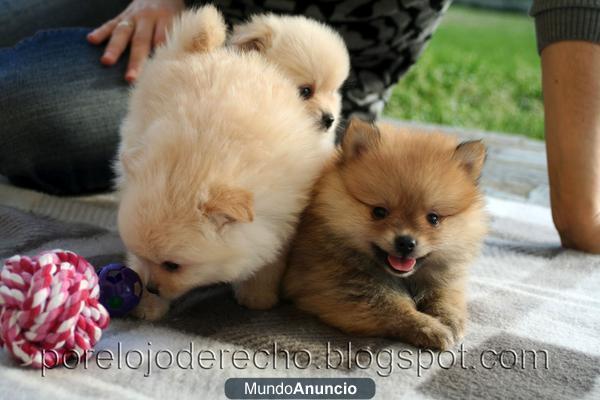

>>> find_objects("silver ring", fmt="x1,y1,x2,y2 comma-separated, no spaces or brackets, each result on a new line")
117,19,135,29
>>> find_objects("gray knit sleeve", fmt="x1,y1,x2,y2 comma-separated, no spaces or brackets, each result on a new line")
530,0,600,53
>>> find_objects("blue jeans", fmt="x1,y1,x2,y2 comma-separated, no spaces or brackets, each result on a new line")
0,0,129,194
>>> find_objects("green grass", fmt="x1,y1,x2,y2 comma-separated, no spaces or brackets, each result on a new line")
384,5,544,139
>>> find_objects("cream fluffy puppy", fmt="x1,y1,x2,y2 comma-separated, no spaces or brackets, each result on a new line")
230,14,350,135
115,6,335,320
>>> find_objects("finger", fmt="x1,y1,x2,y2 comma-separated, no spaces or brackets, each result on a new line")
101,20,135,66
126,19,154,82
87,19,119,45
153,17,168,47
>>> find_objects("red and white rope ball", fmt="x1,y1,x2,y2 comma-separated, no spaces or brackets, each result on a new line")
0,250,110,368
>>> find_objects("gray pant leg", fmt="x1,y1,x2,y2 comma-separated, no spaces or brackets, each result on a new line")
530,0,600,53
0,29,128,194
0,0,129,46
0,0,131,194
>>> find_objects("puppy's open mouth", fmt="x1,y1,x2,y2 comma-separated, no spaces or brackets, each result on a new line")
372,244,425,276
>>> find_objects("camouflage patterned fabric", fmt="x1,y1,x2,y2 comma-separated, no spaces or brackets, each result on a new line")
198,0,453,121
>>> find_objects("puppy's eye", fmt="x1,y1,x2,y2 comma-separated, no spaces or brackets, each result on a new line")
299,85,313,100
427,213,440,226
162,261,180,272
372,207,389,220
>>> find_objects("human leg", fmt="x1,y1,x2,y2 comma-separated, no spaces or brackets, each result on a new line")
532,1,600,252
0,29,128,194
541,41,600,253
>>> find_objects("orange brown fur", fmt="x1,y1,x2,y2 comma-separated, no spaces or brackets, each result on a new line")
283,119,488,349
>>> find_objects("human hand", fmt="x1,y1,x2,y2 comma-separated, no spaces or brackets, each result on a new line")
87,0,185,82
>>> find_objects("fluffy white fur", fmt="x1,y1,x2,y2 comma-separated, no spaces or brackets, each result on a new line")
230,13,350,134
115,6,336,320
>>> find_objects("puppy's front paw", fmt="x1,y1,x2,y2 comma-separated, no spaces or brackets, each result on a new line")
234,284,279,310
424,306,466,342
442,314,466,342
412,321,455,350
132,290,170,321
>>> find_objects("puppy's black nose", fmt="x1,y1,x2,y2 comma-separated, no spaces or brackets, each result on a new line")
146,283,160,296
321,113,335,130
395,235,417,256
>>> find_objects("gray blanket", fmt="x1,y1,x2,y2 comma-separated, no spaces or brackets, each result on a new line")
0,189,599,400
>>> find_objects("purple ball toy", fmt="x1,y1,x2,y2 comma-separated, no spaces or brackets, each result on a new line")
98,263,143,317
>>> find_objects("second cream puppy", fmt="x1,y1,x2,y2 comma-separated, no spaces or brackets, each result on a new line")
230,14,350,135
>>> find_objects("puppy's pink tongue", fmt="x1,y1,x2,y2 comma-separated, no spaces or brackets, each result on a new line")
387,255,416,272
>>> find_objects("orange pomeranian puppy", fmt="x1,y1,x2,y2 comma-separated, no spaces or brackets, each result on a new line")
283,118,488,349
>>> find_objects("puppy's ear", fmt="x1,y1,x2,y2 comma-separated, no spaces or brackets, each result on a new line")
201,185,254,228
341,118,381,161
230,18,273,52
453,140,486,181
166,5,227,55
